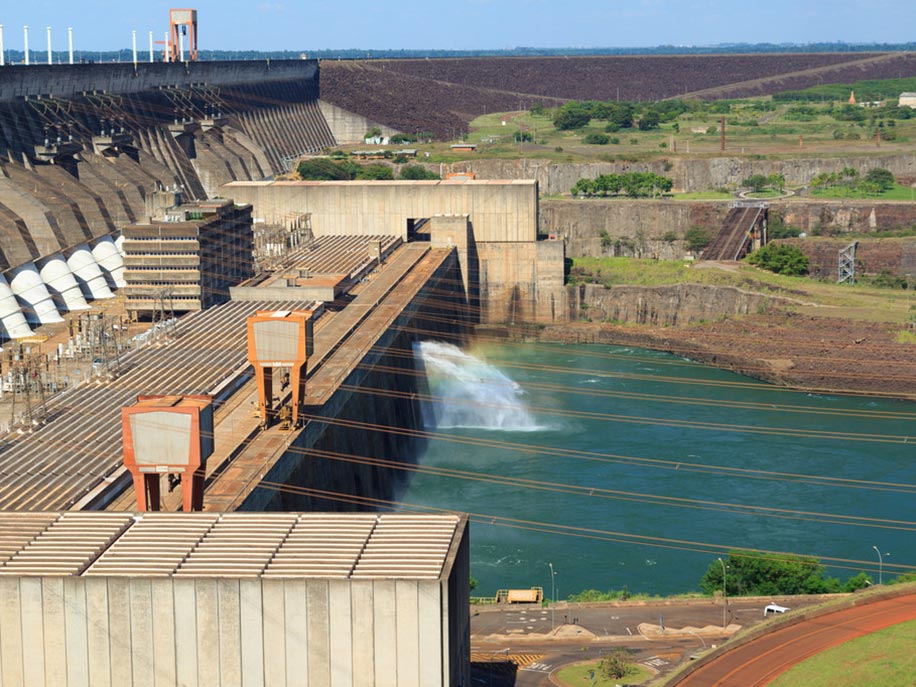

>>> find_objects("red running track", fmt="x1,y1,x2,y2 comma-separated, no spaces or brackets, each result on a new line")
674,593,916,687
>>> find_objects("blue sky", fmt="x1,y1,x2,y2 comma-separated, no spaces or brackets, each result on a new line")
1,0,914,52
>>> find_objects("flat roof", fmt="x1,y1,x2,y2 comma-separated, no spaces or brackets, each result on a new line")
0,512,464,580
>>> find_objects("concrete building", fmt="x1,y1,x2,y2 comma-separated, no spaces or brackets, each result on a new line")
899,92,916,108
122,198,254,316
221,179,566,324
0,511,470,687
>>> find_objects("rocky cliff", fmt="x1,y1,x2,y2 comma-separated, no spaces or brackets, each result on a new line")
446,154,916,195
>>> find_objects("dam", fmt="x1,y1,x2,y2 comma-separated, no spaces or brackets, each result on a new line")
0,58,510,687
0,58,567,516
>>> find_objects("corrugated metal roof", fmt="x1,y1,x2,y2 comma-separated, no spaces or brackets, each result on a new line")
0,512,461,580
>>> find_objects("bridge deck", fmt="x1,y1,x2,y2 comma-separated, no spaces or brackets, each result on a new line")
106,242,441,512
203,245,452,511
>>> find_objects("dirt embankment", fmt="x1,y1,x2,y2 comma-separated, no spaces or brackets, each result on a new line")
513,311,916,399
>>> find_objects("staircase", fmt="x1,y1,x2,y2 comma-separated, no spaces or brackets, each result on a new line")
702,204,767,261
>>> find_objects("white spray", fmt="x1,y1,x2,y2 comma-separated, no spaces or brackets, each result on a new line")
414,341,545,432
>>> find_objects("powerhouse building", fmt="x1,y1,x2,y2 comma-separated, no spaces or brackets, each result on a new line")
122,198,254,316
0,511,471,687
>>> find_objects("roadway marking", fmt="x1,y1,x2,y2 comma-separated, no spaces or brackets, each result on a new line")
644,656,670,668
521,662,553,673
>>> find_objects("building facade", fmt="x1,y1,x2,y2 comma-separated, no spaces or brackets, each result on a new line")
122,198,254,317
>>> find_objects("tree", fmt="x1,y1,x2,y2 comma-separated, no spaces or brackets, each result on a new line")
864,167,895,192
747,244,808,276
399,164,440,180
638,110,661,131
355,164,394,180
297,158,355,180
583,133,610,145
700,550,838,596
364,127,383,140
685,227,713,252
743,174,770,192
514,131,534,143
553,102,592,130
599,651,635,680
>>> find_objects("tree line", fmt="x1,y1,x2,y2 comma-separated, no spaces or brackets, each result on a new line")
571,172,673,198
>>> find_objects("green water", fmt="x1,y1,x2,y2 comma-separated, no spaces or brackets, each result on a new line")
405,341,916,597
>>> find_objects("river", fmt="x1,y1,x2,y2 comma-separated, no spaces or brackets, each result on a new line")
405,341,916,597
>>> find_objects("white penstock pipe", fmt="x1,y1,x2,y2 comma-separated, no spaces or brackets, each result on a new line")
68,27,73,64
23,25,29,66
148,31,153,63
0,25,5,67
46,26,51,65
131,30,137,67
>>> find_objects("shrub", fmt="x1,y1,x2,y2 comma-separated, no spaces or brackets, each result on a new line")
389,133,415,144
583,133,610,145
514,131,533,143
609,137,620,144
399,164,440,180
747,244,808,276
864,167,895,191
600,652,636,680
684,226,713,253
355,164,394,180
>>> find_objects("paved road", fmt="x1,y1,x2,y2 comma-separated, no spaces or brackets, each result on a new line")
673,592,916,687
470,596,824,685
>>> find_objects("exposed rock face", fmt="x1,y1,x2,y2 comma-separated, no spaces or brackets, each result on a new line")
775,238,916,280
447,154,916,195
570,283,780,326
538,199,916,259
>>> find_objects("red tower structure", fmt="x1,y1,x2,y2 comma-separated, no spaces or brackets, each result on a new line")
247,310,314,429
122,395,214,511
168,9,198,62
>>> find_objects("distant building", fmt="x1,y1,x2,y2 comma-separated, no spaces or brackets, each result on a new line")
122,195,254,317
899,92,916,108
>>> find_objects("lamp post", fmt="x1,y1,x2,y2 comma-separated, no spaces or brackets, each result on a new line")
718,557,728,629
548,562,556,631
873,546,890,585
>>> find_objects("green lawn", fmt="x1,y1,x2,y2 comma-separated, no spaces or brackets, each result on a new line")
769,619,916,687
672,191,735,200
555,660,654,687
810,183,916,201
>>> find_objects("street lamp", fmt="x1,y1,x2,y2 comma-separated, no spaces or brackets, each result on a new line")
718,557,728,629
548,562,555,631
873,546,890,585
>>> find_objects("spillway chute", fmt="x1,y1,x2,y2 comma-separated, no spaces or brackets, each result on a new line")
8,263,65,324
66,245,115,300
90,236,126,288
0,274,33,339
37,254,90,312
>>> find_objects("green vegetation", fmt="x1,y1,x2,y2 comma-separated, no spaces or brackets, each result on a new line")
768,619,916,687
699,550,870,596
776,76,916,102
747,244,809,276
571,172,673,198
297,158,394,180
583,132,610,145
809,167,903,198
685,226,713,252
555,659,653,687
743,173,785,192
398,164,440,180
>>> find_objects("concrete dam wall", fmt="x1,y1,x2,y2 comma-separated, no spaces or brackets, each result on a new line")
237,253,468,512
0,60,340,338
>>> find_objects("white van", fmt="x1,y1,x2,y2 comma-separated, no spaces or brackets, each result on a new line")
764,603,790,617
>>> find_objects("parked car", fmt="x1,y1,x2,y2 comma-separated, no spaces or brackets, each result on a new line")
764,603,790,617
